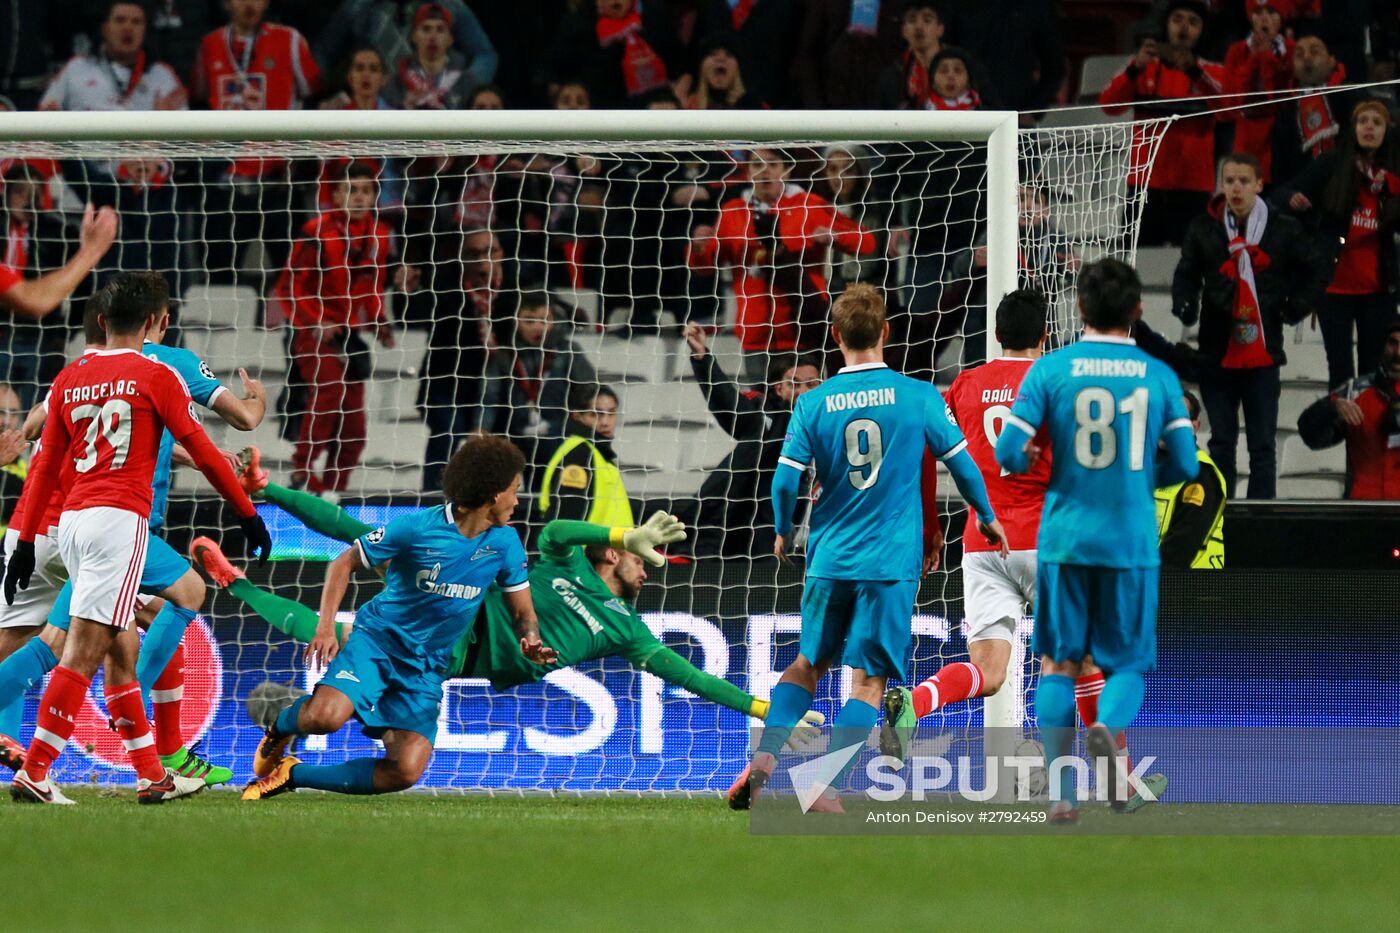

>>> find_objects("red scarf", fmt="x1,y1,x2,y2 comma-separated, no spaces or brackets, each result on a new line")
901,50,930,108
1359,160,1400,198
1219,199,1275,369
1296,63,1347,157
596,6,668,97
4,221,28,272
926,88,981,111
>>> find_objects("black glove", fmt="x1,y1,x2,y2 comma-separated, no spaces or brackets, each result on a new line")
4,539,35,605
239,513,272,563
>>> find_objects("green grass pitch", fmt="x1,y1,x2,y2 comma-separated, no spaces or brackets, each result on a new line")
7,789,1397,931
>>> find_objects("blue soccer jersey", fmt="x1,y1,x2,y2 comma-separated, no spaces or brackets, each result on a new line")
142,342,226,532
995,335,1195,569
778,362,967,581
353,504,530,673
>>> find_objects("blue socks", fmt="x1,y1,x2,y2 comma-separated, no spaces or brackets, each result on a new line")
274,695,310,737
0,638,58,726
289,758,379,795
137,604,199,703
1096,672,1145,735
755,682,815,758
1035,674,1078,806
829,697,879,789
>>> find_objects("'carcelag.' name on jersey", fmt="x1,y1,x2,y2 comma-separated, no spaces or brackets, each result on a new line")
998,335,1193,568
779,362,967,581
142,342,227,532
353,504,529,674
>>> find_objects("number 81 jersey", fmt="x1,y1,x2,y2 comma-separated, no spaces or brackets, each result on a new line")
1005,335,1191,569
779,362,967,582
37,348,202,520
946,357,1050,554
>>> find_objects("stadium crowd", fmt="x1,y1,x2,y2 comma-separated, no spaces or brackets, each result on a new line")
1,0,1400,537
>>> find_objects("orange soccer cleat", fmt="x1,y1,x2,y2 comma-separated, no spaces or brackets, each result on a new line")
190,536,246,589
237,446,269,497
0,732,25,772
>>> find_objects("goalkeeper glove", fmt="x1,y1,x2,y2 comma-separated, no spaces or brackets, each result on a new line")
621,511,687,567
3,539,34,606
785,710,826,752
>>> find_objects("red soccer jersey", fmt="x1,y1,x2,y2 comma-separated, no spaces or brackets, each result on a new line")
0,263,19,295
192,23,318,111
9,378,87,535
945,357,1051,552
24,349,208,527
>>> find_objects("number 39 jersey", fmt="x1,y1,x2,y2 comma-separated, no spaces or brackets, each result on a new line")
779,362,967,582
35,348,203,520
946,358,1050,553
1006,335,1191,569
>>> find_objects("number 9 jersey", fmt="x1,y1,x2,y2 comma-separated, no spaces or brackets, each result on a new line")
1000,335,1193,569
778,362,967,582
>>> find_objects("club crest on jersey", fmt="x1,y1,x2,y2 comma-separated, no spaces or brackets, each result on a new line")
604,597,629,615
470,545,497,561
416,563,482,600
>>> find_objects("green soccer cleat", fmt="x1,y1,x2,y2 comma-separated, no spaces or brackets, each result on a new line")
161,743,234,788
879,686,916,767
1124,773,1168,814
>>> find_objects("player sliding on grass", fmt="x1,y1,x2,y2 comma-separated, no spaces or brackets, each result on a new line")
994,258,1198,822
732,283,1007,813
0,279,268,791
195,448,825,744
239,436,557,799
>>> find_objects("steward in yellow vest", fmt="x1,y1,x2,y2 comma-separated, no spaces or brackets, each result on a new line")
538,384,635,527
1154,393,1226,568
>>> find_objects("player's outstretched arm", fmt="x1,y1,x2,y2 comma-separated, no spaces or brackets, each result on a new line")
539,514,686,567
309,546,359,667
209,368,268,431
769,462,803,562
3,409,70,603
0,205,116,320
502,587,557,665
257,477,375,542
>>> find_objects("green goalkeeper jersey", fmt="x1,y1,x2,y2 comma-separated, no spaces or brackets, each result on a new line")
451,522,666,689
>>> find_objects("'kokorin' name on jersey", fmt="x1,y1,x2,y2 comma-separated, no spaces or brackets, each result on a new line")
824,386,897,413
415,563,482,600
1070,358,1147,379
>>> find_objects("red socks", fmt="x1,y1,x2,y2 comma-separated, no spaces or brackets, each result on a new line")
23,665,89,783
104,680,165,783
1075,670,1131,757
912,662,985,718
151,644,185,758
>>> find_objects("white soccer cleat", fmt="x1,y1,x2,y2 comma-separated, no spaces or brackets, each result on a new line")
137,767,206,805
11,772,77,805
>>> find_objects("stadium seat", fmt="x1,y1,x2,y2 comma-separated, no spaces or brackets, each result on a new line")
1276,476,1345,499
1134,248,1178,290
181,284,260,328
182,326,286,379
1278,385,1322,429
1078,54,1128,103
1280,433,1345,476
577,333,681,383
1291,320,1325,345
366,376,420,423
619,381,711,425
1283,341,1329,383
1140,292,1177,335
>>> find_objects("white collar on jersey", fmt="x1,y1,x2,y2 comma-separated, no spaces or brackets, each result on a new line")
443,502,454,524
837,362,889,374
90,348,140,356
995,357,1035,362
1080,334,1135,346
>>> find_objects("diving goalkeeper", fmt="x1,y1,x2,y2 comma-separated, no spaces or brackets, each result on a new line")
199,448,819,730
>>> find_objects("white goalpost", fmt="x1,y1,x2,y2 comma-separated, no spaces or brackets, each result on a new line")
0,108,1167,794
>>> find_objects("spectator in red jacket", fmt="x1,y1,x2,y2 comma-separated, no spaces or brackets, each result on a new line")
191,0,321,290
1297,320,1400,499
1100,0,1231,245
687,147,876,382
275,163,396,494
1225,0,1293,183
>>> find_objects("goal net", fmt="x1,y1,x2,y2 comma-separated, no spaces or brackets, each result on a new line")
0,110,1166,792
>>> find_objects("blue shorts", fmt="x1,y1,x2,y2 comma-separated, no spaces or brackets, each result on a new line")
318,630,444,743
799,577,918,679
1034,562,1158,673
48,532,190,631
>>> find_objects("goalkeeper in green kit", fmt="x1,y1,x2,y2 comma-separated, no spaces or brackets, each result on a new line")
195,448,821,733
